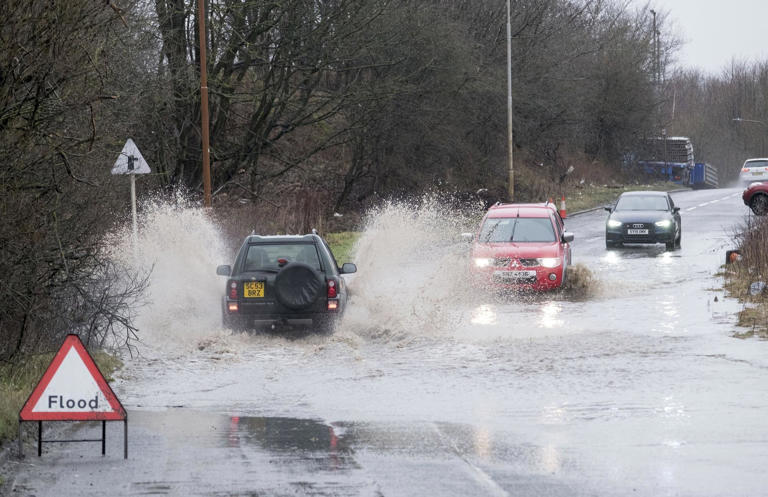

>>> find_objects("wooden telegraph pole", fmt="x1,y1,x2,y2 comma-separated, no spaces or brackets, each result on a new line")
506,0,514,201
197,0,212,208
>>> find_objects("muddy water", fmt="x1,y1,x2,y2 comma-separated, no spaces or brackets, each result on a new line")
49,188,767,495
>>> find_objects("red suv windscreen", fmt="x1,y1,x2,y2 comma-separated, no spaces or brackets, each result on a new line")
479,217,556,243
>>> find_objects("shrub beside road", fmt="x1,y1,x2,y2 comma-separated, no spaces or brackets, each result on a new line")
723,216,768,338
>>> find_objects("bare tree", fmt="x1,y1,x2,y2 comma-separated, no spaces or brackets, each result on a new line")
0,0,154,360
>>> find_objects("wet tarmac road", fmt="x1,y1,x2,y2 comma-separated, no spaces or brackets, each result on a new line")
8,187,768,496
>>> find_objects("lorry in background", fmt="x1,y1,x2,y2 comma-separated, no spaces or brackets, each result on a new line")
635,136,694,185
627,137,718,188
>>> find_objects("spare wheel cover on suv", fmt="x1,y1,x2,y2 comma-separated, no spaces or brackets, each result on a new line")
274,262,325,310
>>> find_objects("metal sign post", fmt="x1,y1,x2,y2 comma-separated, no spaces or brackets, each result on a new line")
130,170,137,242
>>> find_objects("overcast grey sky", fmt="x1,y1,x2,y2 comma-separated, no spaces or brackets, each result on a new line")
646,0,768,74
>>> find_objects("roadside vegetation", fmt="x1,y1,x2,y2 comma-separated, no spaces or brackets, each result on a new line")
324,233,361,266
723,216,768,338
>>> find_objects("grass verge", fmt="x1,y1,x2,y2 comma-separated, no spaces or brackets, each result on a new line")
563,181,687,213
0,350,122,444
325,231,362,264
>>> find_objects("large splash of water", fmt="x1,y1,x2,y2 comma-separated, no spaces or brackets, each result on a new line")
102,192,595,356
339,196,483,341
105,195,231,353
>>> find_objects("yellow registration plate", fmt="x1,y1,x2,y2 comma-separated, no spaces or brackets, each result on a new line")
244,281,265,298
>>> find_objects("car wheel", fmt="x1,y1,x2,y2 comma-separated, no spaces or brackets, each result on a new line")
675,231,682,249
751,194,768,216
274,262,325,310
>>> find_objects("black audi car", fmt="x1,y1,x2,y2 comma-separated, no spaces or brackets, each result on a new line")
604,191,681,250
216,233,356,332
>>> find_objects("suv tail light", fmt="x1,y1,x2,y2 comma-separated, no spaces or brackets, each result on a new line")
327,279,337,299
228,280,237,299
743,168,750,172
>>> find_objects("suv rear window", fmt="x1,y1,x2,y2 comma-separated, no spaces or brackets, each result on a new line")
243,243,321,271
480,217,556,243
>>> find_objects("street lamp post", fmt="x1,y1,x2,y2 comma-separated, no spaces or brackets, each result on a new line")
506,0,514,201
733,117,767,156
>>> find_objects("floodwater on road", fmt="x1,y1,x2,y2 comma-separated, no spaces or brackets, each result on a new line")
8,188,768,496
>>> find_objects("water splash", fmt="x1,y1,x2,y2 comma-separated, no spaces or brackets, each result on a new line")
105,194,231,353
339,195,482,341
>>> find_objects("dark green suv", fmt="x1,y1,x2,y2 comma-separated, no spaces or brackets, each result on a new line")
216,233,356,333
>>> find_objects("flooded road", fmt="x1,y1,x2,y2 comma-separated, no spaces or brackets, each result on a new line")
9,187,768,496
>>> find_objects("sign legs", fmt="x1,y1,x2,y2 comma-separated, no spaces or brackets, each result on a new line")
18,419,127,458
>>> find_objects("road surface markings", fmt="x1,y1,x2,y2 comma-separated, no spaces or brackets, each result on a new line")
686,192,741,212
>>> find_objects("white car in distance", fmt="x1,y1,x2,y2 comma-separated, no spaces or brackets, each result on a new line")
740,158,768,186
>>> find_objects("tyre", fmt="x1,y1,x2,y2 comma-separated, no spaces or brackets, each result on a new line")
274,262,325,310
751,194,768,216
675,231,681,249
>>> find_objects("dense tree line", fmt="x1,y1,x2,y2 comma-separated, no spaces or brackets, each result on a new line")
0,0,691,358
664,62,768,181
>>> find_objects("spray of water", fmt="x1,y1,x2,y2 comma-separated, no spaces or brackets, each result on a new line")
101,192,599,356
339,195,483,341
104,193,231,353
338,195,603,342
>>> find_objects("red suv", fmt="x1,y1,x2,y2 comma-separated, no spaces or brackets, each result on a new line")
743,182,768,215
469,203,574,291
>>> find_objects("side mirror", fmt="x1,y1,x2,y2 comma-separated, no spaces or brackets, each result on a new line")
216,265,231,276
341,263,357,274
673,206,680,213
562,232,574,243
604,205,612,212
460,232,474,243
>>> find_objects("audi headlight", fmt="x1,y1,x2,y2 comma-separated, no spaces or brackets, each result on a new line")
607,219,622,228
655,219,672,228
473,257,493,268
537,257,561,268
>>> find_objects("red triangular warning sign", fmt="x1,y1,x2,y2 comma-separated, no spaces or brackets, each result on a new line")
19,334,126,421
